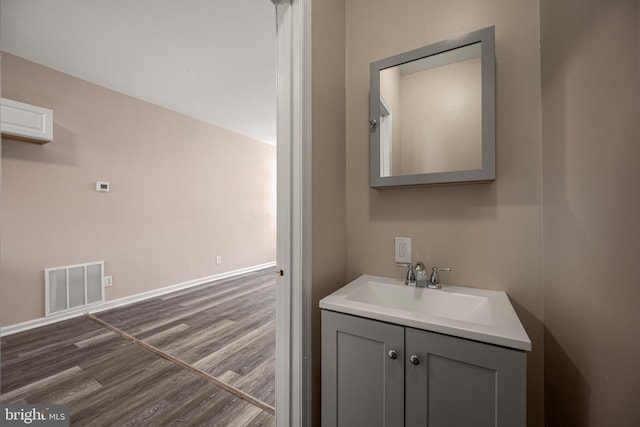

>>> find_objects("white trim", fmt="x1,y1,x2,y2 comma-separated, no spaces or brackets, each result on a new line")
0,261,276,337
379,96,393,177
275,0,312,426
275,0,293,421
297,0,313,424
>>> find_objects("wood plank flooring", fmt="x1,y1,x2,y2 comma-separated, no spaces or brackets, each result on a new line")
0,269,276,426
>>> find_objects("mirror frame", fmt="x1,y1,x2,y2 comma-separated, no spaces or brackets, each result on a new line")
370,26,495,188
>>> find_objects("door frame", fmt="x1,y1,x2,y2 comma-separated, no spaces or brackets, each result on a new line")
274,0,312,426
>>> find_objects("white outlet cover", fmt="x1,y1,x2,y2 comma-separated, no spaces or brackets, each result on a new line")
395,237,412,263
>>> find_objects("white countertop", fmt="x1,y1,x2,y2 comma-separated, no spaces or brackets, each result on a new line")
319,274,531,351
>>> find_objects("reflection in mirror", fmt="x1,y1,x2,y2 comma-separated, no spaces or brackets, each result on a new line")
370,26,495,187
379,43,481,176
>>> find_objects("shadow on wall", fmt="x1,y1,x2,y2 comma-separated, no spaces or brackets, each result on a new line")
509,299,544,426
544,328,591,427
2,124,79,167
370,182,498,222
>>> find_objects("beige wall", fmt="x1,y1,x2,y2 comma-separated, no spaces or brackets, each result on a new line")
344,0,544,425
541,0,640,425
311,0,348,424
398,57,482,175
1,53,276,326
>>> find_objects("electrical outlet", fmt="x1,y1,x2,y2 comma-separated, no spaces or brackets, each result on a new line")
104,276,113,287
395,237,412,263
216,256,222,265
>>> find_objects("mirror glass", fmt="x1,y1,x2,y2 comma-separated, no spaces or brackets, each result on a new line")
370,26,495,187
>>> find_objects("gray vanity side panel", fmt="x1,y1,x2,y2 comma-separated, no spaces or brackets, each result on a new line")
405,327,526,427
321,310,405,427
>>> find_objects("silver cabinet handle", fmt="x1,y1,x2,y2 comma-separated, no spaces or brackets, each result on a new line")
388,349,398,360
410,355,420,365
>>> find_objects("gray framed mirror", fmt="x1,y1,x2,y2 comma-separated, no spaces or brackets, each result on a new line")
370,26,495,188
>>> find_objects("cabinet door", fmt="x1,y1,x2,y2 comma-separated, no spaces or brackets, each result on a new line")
405,328,526,427
322,310,404,427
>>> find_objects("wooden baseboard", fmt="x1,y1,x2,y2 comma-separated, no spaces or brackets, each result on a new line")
0,262,276,337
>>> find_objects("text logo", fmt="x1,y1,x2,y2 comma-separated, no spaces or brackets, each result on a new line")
1,405,69,426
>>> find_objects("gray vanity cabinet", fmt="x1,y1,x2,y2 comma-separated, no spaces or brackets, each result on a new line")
322,310,527,427
405,327,526,427
321,310,405,427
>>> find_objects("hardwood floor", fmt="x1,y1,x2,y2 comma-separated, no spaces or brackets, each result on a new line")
0,269,276,426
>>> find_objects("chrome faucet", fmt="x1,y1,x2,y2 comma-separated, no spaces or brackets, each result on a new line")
402,262,428,287
427,267,451,289
403,264,417,286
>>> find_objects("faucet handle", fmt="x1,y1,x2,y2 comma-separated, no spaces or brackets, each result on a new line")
397,263,417,286
428,267,451,289
406,264,417,286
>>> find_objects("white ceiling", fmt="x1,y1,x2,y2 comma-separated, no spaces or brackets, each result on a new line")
0,0,277,145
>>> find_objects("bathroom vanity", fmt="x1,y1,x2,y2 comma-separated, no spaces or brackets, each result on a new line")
320,275,531,427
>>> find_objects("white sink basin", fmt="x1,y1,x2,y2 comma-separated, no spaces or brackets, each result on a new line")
320,275,531,351
345,279,494,325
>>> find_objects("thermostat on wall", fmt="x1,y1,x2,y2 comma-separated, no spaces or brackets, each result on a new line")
96,181,110,192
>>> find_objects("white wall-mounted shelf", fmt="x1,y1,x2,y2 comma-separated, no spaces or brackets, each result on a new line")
1,97,53,144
